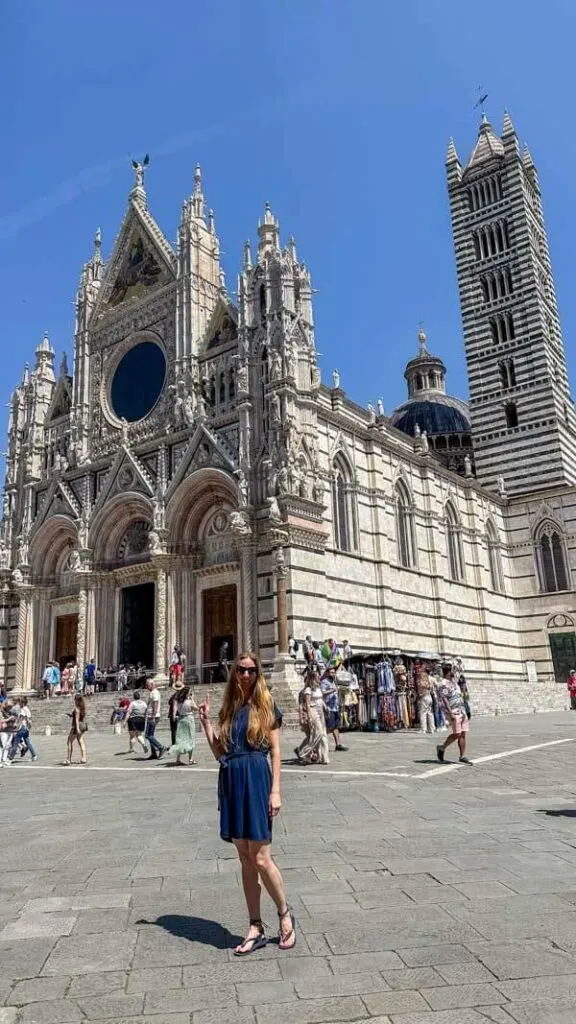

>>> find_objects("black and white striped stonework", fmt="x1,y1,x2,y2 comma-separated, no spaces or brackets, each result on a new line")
447,114,576,496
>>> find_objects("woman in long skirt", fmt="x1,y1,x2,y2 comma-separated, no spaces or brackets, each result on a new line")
170,685,198,766
199,652,296,956
297,670,330,765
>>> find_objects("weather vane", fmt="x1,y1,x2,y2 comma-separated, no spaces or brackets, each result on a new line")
474,86,488,115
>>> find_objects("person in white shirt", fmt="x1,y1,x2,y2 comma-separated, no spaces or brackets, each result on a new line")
9,696,37,761
145,679,167,760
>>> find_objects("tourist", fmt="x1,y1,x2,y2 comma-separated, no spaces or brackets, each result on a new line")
84,658,96,697
51,662,61,697
0,701,16,767
567,669,576,710
436,667,472,765
169,646,182,685
60,662,71,697
293,679,310,761
145,679,167,760
125,689,148,754
110,696,130,730
117,664,128,692
42,661,52,700
198,651,296,955
298,668,330,765
168,682,181,747
170,685,198,766
9,696,37,762
416,666,435,735
65,694,88,765
320,667,348,752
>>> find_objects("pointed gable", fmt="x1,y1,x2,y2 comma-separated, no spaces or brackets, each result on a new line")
165,422,237,501
203,297,238,350
96,201,176,314
45,376,72,424
92,446,155,516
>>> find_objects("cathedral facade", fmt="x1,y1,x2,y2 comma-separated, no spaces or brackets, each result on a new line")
1,112,575,711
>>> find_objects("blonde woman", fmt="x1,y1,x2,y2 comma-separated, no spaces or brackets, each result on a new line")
199,651,296,957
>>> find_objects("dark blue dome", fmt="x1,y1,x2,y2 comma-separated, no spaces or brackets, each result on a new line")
392,400,470,437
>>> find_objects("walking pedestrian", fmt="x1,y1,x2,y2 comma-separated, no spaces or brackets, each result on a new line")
0,701,17,767
42,661,52,700
436,667,472,765
320,667,348,752
65,695,88,765
170,685,198,765
297,669,330,765
168,683,181,747
198,651,296,955
567,669,576,710
416,667,435,734
293,678,310,761
9,696,37,762
145,679,167,760
84,658,96,697
125,690,149,754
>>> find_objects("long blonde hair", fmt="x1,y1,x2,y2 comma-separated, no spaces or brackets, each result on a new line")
219,651,274,752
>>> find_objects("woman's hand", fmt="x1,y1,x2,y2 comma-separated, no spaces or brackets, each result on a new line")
198,698,210,724
269,789,281,817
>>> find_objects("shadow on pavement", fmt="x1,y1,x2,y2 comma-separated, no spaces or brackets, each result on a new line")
538,809,576,818
137,914,242,948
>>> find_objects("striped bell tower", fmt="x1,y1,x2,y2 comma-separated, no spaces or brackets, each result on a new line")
447,110,576,494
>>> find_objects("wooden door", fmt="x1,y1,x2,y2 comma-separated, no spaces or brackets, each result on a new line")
549,632,576,683
55,614,78,668
202,584,237,664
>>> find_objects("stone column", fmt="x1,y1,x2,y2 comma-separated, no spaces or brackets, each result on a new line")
76,587,87,673
14,588,35,692
154,567,169,685
270,544,299,692
239,540,257,652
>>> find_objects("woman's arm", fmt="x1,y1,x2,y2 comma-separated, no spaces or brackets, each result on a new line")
198,701,224,760
269,727,282,816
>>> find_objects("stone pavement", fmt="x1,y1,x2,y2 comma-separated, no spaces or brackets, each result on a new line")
2,711,576,1023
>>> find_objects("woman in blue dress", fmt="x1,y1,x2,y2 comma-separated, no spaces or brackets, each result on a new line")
199,650,296,956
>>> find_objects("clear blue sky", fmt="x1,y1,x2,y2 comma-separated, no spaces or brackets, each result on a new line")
2,0,576,429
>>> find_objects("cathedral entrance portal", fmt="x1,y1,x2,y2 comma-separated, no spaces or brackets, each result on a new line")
120,582,155,667
202,584,237,680
55,614,78,670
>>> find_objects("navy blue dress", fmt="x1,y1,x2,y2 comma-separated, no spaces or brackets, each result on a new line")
219,704,281,844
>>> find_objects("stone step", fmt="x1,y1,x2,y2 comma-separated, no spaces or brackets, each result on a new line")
22,681,300,735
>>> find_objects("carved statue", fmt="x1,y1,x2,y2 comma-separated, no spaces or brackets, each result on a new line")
152,497,165,530
414,423,421,437
301,470,313,499
149,529,162,554
0,539,8,570
182,394,194,426
169,384,185,428
270,393,281,424
377,398,384,417
367,402,375,423
270,350,282,382
310,365,321,390
236,362,249,394
228,510,251,537
236,470,249,508
131,153,150,189
421,430,429,453
17,535,29,566
313,477,326,503
464,454,473,477
277,463,289,494
332,368,340,390
284,344,296,379
266,495,282,522
497,475,507,496
68,550,81,572
11,568,23,585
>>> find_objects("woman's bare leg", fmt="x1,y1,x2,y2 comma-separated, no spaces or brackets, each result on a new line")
233,839,263,953
250,841,295,948
79,736,87,762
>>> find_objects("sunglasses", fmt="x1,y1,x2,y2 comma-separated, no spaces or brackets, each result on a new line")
237,666,257,676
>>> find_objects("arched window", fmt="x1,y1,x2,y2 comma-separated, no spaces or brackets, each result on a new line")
505,402,518,428
415,373,423,391
395,482,416,568
260,347,269,435
331,456,357,553
446,502,464,581
259,283,267,325
536,522,569,592
219,372,226,406
228,368,235,403
486,520,504,592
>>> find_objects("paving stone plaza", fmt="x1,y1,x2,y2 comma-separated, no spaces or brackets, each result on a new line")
3,713,576,1023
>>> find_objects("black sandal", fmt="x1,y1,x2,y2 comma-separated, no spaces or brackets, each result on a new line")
233,919,267,957
278,907,297,950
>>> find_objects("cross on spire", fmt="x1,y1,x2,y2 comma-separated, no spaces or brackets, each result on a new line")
474,85,489,116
